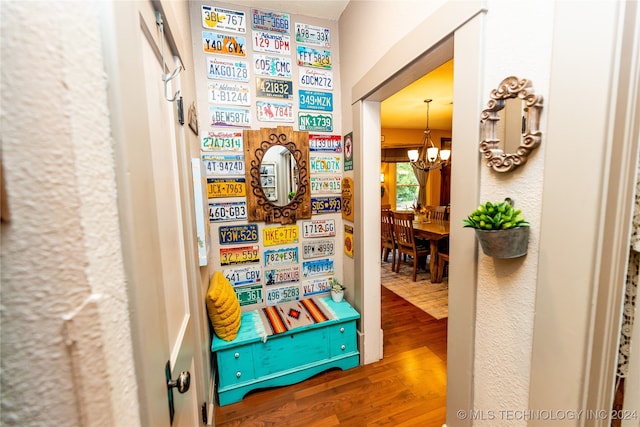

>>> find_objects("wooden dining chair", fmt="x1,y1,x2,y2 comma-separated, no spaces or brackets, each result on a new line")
433,206,448,221
391,211,429,281
437,237,450,279
380,209,396,271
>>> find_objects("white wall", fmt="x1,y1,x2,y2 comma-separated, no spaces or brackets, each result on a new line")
0,1,138,425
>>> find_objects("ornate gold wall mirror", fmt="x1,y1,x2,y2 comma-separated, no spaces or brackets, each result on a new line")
244,126,311,224
480,76,543,172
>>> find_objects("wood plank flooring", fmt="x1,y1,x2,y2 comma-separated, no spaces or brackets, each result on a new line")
214,287,448,426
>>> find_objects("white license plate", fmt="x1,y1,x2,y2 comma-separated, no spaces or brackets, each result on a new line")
299,68,333,90
265,284,300,306
235,284,263,306
253,54,292,78
310,154,341,173
207,82,250,106
201,130,243,152
295,23,330,47
252,31,291,55
264,247,299,267
257,101,294,122
302,258,334,278
201,6,246,33
206,57,249,82
302,219,336,238
302,239,335,259
223,265,261,286
296,46,331,69
209,201,248,222
202,31,246,57
309,134,342,152
301,277,332,297
311,176,342,194
202,153,245,176
210,106,251,127
265,266,300,286
251,9,290,33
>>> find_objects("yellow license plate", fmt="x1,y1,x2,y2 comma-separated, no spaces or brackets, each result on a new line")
207,178,246,198
263,225,299,246
220,245,260,265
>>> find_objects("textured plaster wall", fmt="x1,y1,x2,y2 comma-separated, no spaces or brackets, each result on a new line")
1,2,139,426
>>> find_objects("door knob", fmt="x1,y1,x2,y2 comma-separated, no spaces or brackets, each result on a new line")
167,370,191,394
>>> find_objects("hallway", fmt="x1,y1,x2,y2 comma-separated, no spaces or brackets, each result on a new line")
214,286,447,426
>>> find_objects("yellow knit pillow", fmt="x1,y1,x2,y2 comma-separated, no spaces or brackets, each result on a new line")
206,271,241,341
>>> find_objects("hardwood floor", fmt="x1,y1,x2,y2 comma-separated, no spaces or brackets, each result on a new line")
214,287,448,426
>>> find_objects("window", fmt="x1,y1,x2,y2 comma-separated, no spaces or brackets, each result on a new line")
395,162,419,210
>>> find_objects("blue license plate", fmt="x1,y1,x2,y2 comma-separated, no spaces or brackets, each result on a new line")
299,90,333,111
218,224,258,245
311,197,342,214
302,258,334,278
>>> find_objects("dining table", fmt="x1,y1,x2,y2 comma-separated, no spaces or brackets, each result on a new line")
412,219,450,283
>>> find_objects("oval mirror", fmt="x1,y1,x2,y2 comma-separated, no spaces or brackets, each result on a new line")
479,76,543,172
260,145,299,207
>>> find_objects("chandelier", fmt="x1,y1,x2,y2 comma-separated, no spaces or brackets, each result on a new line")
407,99,451,172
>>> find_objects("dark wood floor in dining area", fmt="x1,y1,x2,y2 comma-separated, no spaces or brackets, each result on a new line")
214,287,448,427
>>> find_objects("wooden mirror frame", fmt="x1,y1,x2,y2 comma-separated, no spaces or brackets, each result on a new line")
479,76,543,172
244,126,311,224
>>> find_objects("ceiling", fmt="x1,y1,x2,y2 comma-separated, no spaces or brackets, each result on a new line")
225,1,454,131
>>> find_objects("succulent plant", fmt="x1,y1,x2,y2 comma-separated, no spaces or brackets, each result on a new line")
462,200,529,230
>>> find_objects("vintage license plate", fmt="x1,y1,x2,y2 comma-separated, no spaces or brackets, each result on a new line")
257,101,294,122
299,68,333,90
210,105,251,127
265,284,300,306
256,77,293,99
223,265,261,286
219,245,259,265
235,284,263,306
310,154,341,173
309,134,342,152
312,196,342,214
201,130,242,152
253,54,292,78
264,247,299,267
202,31,246,57
201,6,246,33
208,201,247,222
301,277,332,297
299,90,333,112
295,23,330,47
202,153,245,176
302,258,334,278
207,82,250,106
251,8,290,33
302,219,336,238
311,176,342,194
299,113,333,132
265,266,300,286
303,239,335,259
252,31,291,55
206,57,249,82
219,224,258,245
263,224,299,246
297,46,331,69
207,178,246,198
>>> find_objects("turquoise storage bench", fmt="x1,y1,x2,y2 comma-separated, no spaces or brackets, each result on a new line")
211,296,360,406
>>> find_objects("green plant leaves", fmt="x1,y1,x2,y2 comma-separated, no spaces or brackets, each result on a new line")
462,200,529,230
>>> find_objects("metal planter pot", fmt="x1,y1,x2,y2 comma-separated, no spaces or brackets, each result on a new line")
475,226,529,258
